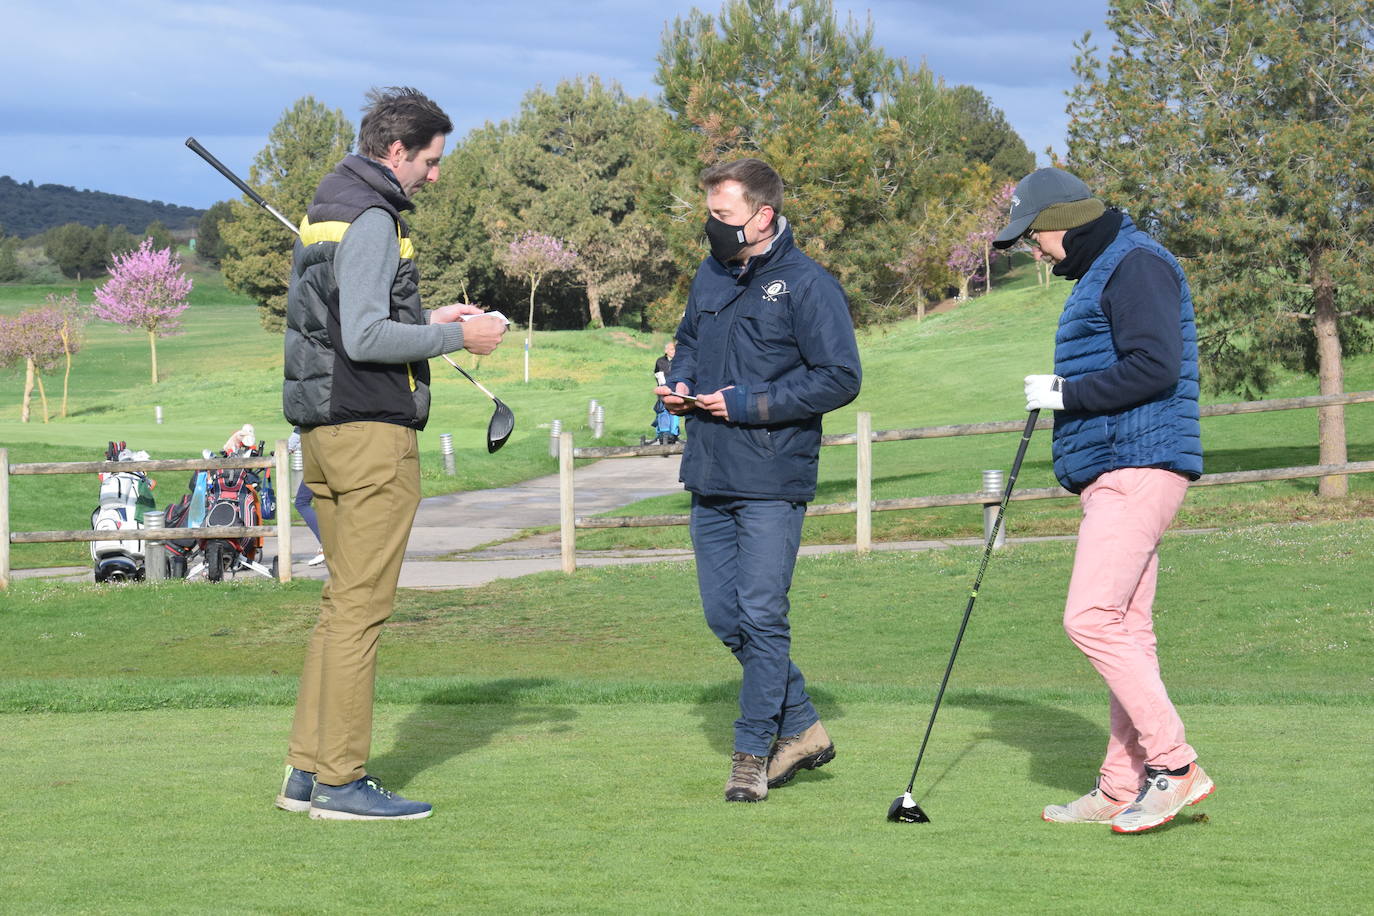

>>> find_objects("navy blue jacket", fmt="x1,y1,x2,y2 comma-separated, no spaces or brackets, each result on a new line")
1052,215,1202,492
670,220,861,501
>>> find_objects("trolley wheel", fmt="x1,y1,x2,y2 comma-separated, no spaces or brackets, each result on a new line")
206,542,227,582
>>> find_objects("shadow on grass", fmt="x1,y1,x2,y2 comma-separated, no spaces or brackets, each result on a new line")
942,690,1107,794
690,680,845,767
368,678,576,788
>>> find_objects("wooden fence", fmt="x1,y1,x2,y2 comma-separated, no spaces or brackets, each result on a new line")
555,391,1374,572
1,441,292,589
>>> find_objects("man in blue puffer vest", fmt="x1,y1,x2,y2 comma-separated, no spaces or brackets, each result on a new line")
656,159,861,803
993,167,1213,834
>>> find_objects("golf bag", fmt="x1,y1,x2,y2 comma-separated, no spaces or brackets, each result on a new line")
90,441,157,583
193,442,276,581
161,488,199,579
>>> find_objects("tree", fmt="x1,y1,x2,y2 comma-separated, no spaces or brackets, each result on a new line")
0,224,21,282
650,0,1006,324
45,292,86,417
143,220,174,252
0,305,65,422
1067,0,1374,497
92,238,193,384
194,201,233,267
483,77,674,329
42,223,138,279
948,87,1036,180
497,232,578,382
221,97,354,331
410,125,512,309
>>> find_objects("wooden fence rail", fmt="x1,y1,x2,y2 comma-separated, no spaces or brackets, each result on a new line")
1,441,291,589
557,391,1374,572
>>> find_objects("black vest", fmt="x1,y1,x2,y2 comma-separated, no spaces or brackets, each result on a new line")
283,155,432,429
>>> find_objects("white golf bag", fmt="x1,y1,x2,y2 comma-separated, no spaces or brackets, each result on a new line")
90,443,156,582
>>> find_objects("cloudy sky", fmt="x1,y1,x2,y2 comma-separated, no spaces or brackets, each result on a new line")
0,0,1109,211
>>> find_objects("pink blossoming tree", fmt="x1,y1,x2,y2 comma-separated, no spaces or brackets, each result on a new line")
0,304,66,422
497,232,578,382
92,238,193,385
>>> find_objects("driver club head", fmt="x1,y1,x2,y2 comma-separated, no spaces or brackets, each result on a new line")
486,399,515,453
887,792,931,824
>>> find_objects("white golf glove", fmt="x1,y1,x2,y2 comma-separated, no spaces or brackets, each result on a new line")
1024,374,1065,411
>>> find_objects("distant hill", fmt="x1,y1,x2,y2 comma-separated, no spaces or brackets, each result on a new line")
0,176,204,238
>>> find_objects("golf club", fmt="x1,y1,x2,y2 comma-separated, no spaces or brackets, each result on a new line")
439,354,515,453
887,409,1040,824
185,136,515,451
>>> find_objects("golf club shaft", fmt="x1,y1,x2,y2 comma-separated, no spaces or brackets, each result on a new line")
439,353,500,403
903,409,1040,793
185,138,301,236
185,138,513,419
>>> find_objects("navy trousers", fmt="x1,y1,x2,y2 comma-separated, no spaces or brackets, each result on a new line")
690,494,818,755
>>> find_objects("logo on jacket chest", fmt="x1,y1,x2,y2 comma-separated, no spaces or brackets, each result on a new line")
761,280,791,302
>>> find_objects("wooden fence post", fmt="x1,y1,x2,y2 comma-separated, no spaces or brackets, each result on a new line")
856,412,872,554
1,448,10,590
275,440,291,583
560,431,575,574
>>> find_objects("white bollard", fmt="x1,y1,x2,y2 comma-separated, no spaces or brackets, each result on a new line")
439,432,456,476
143,510,166,581
154,405,163,424
549,420,563,457
588,399,600,427
592,404,605,440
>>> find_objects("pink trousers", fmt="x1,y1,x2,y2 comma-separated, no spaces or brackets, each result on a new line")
1064,467,1196,801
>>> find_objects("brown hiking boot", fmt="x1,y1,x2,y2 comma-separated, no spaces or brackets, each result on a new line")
767,721,836,788
725,752,768,802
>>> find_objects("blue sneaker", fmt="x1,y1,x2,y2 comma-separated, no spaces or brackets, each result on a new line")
274,765,315,813
308,775,433,821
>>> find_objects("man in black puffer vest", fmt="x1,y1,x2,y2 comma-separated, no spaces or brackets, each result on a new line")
274,87,508,821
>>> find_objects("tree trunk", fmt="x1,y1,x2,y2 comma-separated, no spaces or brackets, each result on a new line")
983,244,992,296
34,370,50,423
21,359,34,423
1311,255,1347,498
149,330,159,385
586,284,605,329
61,334,72,418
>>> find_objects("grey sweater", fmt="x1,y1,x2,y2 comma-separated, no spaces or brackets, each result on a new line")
334,207,465,363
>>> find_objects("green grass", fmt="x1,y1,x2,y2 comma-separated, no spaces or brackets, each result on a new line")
2,519,1372,912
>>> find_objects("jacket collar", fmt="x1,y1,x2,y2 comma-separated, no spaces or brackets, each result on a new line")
336,154,415,213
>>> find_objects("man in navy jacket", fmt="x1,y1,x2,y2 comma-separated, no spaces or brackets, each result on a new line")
656,158,861,802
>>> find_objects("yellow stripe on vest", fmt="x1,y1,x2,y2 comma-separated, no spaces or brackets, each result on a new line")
299,217,414,260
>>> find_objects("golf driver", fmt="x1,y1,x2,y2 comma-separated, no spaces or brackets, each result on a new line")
888,409,1040,824
184,136,515,452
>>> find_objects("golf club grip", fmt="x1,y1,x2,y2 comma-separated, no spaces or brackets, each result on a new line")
185,137,300,236
185,138,268,207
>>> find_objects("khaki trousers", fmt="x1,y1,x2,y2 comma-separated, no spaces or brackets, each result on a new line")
285,422,420,786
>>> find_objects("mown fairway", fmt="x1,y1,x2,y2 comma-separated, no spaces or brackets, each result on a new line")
2,263,1373,912
3,521,1372,912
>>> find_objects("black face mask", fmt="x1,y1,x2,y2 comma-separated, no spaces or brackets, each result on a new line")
704,210,773,263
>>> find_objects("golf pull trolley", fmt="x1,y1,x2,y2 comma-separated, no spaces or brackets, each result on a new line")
185,137,515,453
888,410,1040,824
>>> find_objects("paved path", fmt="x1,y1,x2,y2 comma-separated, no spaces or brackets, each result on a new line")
14,454,1088,590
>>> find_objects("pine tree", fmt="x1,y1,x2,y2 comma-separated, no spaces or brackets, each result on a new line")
220,97,354,331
